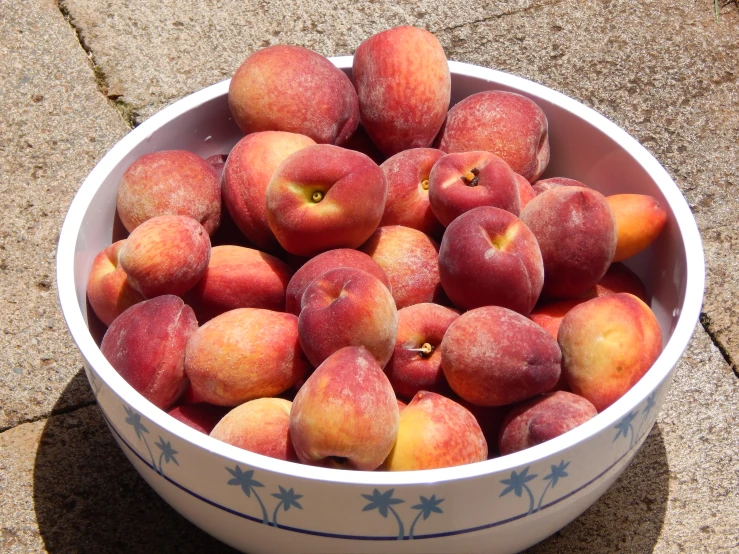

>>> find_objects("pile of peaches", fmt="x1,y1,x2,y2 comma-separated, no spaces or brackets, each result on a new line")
87,26,667,471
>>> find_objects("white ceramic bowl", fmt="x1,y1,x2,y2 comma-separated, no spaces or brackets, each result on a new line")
57,58,704,554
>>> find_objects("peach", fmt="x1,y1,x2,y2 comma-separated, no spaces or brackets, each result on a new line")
498,391,598,455
210,398,298,462
382,391,487,471
116,150,221,235
118,215,211,298
438,206,544,314
265,144,387,257
342,124,386,165
529,299,587,340
379,148,445,237
222,131,316,252
167,402,230,435
384,303,459,399
298,267,398,368
516,173,537,209
205,154,228,180
520,186,617,298
532,177,589,196
441,306,561,406
184,245,293,323
185,308,310,406
436,91,549,182
591,262,648,302
558,293,663,412
228,45,359,145
455,399,507,458
100,295,197,410
428,151,520,227
353,26,451,156
607,194,668,261
289,346,399,470
360,225,445,309
86,240,145,326
285,248,390,316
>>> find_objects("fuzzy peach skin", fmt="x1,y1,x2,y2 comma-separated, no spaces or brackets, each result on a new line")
360,225,445,309
100,295,197,410
379,147,445,237
498,391,598,456
558,293,663,412
436,91,549,182
289,346,399,470
118,215,211,298
529,299,587,340
353,26,451,157
167,402,230,435
205,154,228,180
385,303,459,399
590,262,648,302
428,151,520,227
265,144,387,257
228,45,359,145
382,391,487,471
455,399,506,458
184,245,293,323
185,308,310,406
210,398,299,462
298,267,398,368
87,240,145,326
441,306,561,407
607,194,668,262
116,150,221,235
520,186,617,299
222,131,316,252
438,206,544,315
532,177,590,196
285,248,390,316
516,173,536,209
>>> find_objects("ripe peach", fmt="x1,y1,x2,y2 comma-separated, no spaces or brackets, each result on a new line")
516,173,537,209
118,215,211,298
532,177,589,196
342,124,386,165
205,154,228,180
289,346,399,470
360,225,445,309
116,150,221,235
285,248,390,316
210,398,299,462
385,303,459,399
591,262,648,302
222,131,316,252
455,399,507,458
86,240,145,326
607,194,668,261
184,245,293,323
558,293,663,412
298,267,398,368
353,26,450,156
100,295,197,410
228,45,359,145
167,403,230,435
441,306,561,406
436,90,549,182
428,151,520,227
438,206,544,314
520,186,617,298
265,144,387,256
379,148,445,237
498,391,598,455
185,308,309,406
529,299,586,340
382,391,487,471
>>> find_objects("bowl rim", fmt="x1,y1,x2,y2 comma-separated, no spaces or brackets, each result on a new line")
56,56,705,487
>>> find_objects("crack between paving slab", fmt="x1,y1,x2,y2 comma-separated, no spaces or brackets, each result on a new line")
434,0,566,33
57,1,137,129
700,312,739,378
0,400,98,434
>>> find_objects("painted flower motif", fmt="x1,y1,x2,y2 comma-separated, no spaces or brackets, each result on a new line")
642,391,657,417
409,494,444,539
124,405,149,440
613,410,639,449
500,466,539,515
271,486,303,528
227,465,268,524
362,488,406,540
154,436,179,475
536,460,570,512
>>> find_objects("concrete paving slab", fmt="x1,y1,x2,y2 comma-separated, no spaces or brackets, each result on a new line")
1,327,735,552
0,0,130,429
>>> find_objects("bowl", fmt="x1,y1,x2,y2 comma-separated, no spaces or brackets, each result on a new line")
56,58,705,553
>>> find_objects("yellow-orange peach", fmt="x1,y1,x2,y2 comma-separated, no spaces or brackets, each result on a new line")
185,308,310,406
607,194,668,261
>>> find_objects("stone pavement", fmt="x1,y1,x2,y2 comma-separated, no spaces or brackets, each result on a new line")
1,0,737,551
